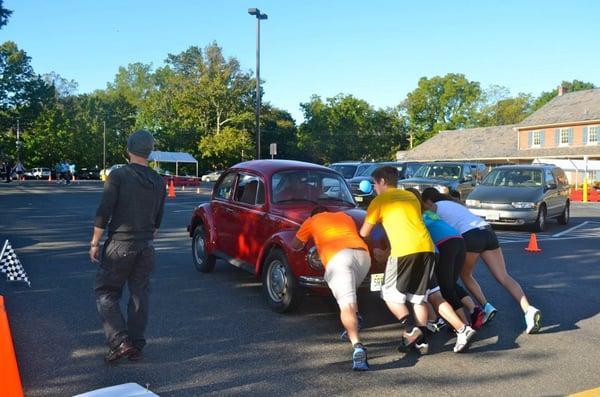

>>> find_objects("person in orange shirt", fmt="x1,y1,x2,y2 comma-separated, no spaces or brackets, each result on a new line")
292,206,371,371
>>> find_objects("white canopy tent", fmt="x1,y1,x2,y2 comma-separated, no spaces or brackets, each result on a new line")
148,151,198,177
533,157,600,188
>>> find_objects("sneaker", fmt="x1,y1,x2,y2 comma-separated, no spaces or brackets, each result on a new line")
471,306,485,330
483,302,498,324
399,327,424,353
415,339,429,355
525,306,542,334
426,317,446,333
340,313,364,341
352,344,369,371
454,325,476,353
105,339,135,363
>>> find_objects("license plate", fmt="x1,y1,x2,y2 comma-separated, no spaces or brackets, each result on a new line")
370,273,384,292
355,196,363,202
485,211,500,221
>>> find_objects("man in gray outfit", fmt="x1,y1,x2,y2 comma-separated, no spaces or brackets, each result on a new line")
89,130,166,363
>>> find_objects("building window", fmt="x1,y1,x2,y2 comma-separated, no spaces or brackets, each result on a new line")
560,128,570,145
532,131,542,146
589,126,598,144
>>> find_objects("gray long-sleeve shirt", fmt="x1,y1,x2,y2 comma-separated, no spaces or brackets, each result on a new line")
94,164,166,241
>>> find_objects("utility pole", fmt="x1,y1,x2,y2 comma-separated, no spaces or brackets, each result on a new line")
103,121,106,172
248,8,268,159
16,119,20,162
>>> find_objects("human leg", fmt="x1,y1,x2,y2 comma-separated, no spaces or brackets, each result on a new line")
127,242,155,352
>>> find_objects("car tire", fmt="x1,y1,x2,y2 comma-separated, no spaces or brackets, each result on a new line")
557,201,570,225
533,204,547,232
192,225,216,273
262,249,301,313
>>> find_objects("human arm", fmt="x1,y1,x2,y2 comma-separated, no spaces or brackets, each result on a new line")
89,226,104,263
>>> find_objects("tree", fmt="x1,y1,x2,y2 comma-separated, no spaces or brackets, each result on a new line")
476,85,534,126
43,71,78,99
198,126,253,168
401,73,482,144
0,1,12,30
106,62,155,108
532,80,596,111
298,94,403,164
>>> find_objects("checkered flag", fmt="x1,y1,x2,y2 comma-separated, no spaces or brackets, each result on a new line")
0,240,31,287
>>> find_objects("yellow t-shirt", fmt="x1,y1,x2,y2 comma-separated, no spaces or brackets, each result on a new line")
365,188,434,257
296,212,368,267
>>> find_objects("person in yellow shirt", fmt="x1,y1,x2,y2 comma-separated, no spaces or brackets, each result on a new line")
292,206,371,371
359,166,436,354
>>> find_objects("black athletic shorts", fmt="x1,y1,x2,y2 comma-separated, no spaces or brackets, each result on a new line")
462,226,500,253
382,252,436,304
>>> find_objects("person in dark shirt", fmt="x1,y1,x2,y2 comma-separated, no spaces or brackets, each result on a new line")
89,130,166,363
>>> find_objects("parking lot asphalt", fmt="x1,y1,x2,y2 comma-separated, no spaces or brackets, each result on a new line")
0,181,599,396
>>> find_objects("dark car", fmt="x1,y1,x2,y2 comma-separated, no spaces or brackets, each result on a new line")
398,162,487,200
348,161,423,207
187,160,389,313
466,164,570,231
79,167,101,180
328,161,374,181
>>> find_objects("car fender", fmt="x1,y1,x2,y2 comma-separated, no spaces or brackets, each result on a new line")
256,230,311,278
188,203,218,253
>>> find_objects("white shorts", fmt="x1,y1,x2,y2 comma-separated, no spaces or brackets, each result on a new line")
324,249,371,307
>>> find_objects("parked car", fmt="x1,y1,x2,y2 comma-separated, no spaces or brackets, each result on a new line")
348,161,423,207
31,167,52,179
100,164,126,179
187,160,388,312
164,174,200,187
398,162,487,200
328,161,374,181
466,164,570,231
201,170,223,182
78,167,101,180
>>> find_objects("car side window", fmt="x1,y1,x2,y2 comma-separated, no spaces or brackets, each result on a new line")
234,173,265,206
463,165,473,180
544,169,555,186
215,172,236,200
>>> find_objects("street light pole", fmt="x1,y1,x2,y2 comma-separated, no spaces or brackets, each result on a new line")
103,120,106,172
248,8,267,160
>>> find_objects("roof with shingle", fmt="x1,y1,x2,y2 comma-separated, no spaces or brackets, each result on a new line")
519,89,600,128
401,125,519,161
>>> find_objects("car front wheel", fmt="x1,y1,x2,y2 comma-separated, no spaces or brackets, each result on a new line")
533,204,547,232
262,249,300,313
192,226,216,273
558,201,570,225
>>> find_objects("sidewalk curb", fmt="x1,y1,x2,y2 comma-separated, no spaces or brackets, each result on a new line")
0,295,24,397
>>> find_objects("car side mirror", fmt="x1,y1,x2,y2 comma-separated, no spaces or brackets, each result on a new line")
546,183,557,190
462,175,473,183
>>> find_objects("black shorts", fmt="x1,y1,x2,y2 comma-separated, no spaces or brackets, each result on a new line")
462,226,500,253
382,252,436,304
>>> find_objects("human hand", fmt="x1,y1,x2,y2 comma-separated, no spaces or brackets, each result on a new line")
89,246,100,263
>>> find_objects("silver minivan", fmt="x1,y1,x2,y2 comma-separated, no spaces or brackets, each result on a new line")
466,164,570,231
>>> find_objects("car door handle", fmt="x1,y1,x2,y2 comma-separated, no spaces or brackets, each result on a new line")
224,207,234,214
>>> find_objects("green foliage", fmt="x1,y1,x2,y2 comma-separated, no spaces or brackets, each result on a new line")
402,73,482,143
532,80,596,111
0,0,11,30
298,94,404,164
476,85,534,126
198,126,253,168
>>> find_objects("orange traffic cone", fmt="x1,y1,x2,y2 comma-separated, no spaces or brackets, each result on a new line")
48,173,52,182
182,185,185,191
525,233,542,253
168,180,176,198
196,187,200,194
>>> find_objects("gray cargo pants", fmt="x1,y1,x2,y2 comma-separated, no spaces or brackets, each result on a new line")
94,238,155,350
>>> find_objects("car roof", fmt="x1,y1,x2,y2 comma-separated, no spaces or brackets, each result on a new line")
421,161,482,166
231,160,337,178
329,161,362,166
492,164,555,170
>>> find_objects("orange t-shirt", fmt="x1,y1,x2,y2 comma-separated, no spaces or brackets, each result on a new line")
295,212,368,267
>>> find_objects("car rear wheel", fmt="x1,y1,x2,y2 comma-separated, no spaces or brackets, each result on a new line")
557,201,570,225
192,226,216,273
533,204,547,232
262,249,300,313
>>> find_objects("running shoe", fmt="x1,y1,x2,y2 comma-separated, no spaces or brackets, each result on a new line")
483,302,498,324
426,317,446,333
415,339,429,355
525,306,542,334
471,306,485,330
340,313,364,341
352,344,369,371
453,325,476,353
399,327,425,353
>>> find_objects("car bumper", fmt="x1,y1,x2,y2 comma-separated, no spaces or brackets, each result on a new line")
298,275,375,289
469,207,538,225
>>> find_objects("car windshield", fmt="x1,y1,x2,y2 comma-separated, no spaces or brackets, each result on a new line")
272,170,354,205
330,164,358,179
481,169,543,187
356,163,405,177
414,164,462,180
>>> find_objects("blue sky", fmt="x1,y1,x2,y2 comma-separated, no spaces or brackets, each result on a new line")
3,0,599,123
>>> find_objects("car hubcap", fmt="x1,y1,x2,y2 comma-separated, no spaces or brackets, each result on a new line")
268,260,287,303
194,233,206,264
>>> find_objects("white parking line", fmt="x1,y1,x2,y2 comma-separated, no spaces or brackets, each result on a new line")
552,221,589,238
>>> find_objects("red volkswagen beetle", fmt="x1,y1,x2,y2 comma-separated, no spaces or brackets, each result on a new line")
187,160,388,312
